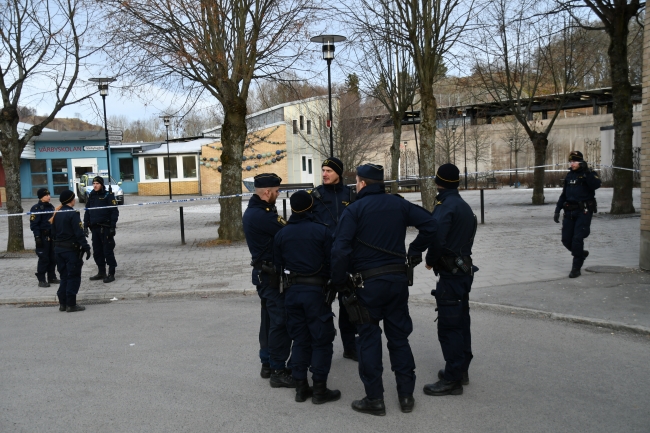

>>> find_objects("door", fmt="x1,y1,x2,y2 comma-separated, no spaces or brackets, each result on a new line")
71,158,97,196
300,155,314,184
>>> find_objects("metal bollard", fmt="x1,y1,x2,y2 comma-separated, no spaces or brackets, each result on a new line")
180,206,186,245
481,189,485,224
283,199,287,220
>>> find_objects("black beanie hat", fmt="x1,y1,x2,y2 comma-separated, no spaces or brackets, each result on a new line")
37,188,50,199
435,163,460,189
59,190,75,205
290,190,313,213
568,151,584,162
322,157,343,177
93,175,105,186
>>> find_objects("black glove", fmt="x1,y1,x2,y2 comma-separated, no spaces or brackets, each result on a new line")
579,161,589,172
84,247,91,261
553,213,560,223
84,226,89,238
408,255,422,267
109,227,116,237
34,236,43,249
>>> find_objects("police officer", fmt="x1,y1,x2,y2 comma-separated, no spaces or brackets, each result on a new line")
30,188,59,287
311,157,357,361
83,176,119,283
242,173,294,388
554,151,601,278
273,190,341,404
49,190,91,312
423,163,477,397
331,164,437,415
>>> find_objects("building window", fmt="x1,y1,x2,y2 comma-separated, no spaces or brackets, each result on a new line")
163,156,178,179
144,157,158,180
30,160,48,197
293,120,298,134
307,120,312,135
182,156,197,178
51,159,69,194
119,158,135,181
302,156,306,171
300,115,304,130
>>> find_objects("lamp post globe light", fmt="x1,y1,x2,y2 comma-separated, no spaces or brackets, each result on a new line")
310,34,346,158
160,115,173,200
89,77,116,193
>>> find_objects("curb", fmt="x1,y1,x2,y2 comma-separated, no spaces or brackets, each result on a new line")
411,297,650,336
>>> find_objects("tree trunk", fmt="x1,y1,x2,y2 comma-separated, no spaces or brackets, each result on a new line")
0,137,26,251
608,22,635,214
217,97,247,241
390,116,402,181
531,133,547,205
419,86,437,211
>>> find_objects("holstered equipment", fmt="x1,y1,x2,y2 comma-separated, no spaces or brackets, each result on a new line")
251,260,280,289
434,255,473,276
564,199,597,214
340,289,373,326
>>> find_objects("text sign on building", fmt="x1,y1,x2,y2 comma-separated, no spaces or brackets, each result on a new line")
108,135,123,141
83,146,105,151
107,129,123,136
108,140,122,146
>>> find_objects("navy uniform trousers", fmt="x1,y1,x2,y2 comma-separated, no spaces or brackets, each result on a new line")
435,273,473,382
56,249,84,306
561,209,592,269
284,285,336,381
256,275,292,370
36,236,57,280
338,296,356,352
91,226,117,274
355,275,416,399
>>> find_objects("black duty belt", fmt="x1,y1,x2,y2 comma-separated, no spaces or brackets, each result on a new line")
360,264,407,281
55,241,80,250
288,275,329,287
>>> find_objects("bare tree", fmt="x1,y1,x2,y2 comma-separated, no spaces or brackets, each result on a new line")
557,0,644,214
435,115,463,166
470,0,597,204
504,119,529,186
467,125,491,188
0,0,104,251
108,0,319,240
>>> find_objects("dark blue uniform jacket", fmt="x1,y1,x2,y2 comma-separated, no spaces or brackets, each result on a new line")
311,182,351,231
29,202,55,236
83,190,119,228
555,168,601,213
51,207,90,251
426,189,476,266
273,212,331,280
243,194,287,283
331,183,437,285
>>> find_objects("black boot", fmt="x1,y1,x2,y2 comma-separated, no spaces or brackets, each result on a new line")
59,304,66,312
269,369,296,388
351,397,386,416
343,349,358,362
66,304,86,313
90,267,106,281
569,268,581,278
48,275,60,284
398,394,415,413
438,369,469,385
38,281,50,288
295,379,313,403
103,274,115,283
423,379,463,396
312,380,341,405
260,363,272,379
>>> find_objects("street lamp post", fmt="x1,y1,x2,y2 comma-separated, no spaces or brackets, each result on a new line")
160,116,173,199
462,110,467,190
451,125,457,165
89,77,116,193
310,35,346,158
509,138,513,186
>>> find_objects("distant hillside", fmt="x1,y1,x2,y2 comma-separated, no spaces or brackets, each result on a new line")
22,116,103,132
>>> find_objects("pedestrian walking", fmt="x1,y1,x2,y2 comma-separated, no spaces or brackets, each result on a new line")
83,175,119,283
30,188,59,287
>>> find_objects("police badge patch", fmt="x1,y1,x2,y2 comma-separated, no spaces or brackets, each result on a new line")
277,216,287,226
30,215,36,221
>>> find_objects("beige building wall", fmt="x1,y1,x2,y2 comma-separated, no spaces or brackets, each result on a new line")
138,181,199,195
640,9,650,270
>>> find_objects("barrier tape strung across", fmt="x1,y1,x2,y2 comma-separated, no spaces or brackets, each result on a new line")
0,162,639,218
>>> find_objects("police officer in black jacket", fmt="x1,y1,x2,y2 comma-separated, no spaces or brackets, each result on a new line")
310,157,357,361
30,188,59,287
424,163,477,397
49,190,91,312
243,173,294,388
331,164,438,416
83,176,119,283
554,151,601,278
273,190,341,404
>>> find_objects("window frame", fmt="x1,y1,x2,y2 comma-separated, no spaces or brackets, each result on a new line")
138,155,199,183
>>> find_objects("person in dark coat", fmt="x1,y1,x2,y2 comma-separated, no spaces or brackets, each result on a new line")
242,173,294,388
424,163,477,397
310,157,357,361
331,163,438,415
273,190,341,404
554,151,602,278
83,176,119,283
30,188,59,287
49,190,91,312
